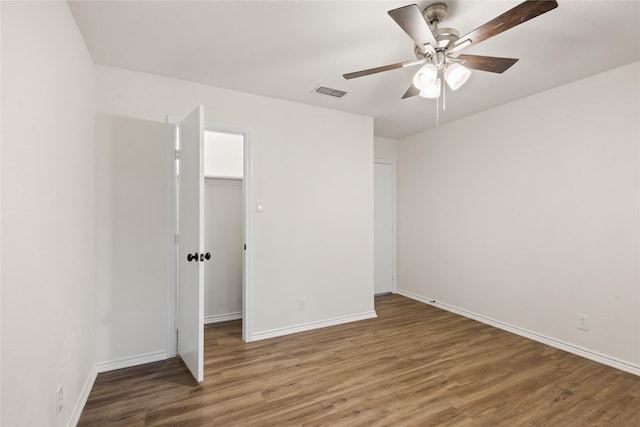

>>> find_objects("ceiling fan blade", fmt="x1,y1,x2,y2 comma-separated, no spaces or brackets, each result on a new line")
388,4,438,51
449,0,558,54
343,59,424,80
456,54,519,73
402,83,420,99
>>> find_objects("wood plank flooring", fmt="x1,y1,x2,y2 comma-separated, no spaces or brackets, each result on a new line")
79,295,640,426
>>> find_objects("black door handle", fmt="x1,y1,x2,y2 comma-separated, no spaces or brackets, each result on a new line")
200,252,211,262
187,252,199,262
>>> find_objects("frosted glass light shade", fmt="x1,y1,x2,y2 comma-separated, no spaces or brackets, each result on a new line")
444,63,471,90
412,64,438,89
419,78,441,98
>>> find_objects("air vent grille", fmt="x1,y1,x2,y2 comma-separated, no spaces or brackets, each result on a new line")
315,86,347,98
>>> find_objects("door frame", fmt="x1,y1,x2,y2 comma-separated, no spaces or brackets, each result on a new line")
374,160,398,294
166,118,253,358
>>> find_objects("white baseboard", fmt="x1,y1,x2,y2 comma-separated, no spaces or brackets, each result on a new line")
252,311,377,341
95,350,168,373
68,365,98,427
397,289,640,377
205,311,242,324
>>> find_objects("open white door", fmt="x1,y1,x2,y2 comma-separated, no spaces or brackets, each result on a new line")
177,105,205,382
374,162,395,295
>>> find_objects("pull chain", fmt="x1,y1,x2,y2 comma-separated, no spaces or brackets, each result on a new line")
443,79,446,111
436,91,439,126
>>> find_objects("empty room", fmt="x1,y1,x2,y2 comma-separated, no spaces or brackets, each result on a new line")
1,1,639,426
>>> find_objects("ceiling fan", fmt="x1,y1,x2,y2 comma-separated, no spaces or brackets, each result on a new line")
343,1,559,100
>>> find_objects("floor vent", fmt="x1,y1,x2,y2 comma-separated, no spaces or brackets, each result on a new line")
314,86,347,98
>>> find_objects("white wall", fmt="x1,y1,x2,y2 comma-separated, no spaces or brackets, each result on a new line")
204,131,244,178
374,137,398,164
1,2,96,425
204,179,243,320
398,62,640,373
0,3,3,422
95,65,374,361
94,115,169,365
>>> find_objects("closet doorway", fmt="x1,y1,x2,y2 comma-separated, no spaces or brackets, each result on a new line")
203,130,245,326
169,110,253,381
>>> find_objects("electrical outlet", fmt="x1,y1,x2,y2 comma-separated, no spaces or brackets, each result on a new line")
577,314,590,331
56,385,64,414
298,297,307,311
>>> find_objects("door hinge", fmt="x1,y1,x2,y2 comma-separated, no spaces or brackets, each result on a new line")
244,244,246,250
174,149,180,160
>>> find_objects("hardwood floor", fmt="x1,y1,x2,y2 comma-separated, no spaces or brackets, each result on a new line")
79,295,640,426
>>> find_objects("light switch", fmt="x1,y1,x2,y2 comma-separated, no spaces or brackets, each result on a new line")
256,200,264,213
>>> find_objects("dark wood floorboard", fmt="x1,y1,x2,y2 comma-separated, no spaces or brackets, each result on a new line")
79,294,640,426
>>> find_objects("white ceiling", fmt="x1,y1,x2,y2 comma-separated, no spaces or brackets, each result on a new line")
69,0,640,139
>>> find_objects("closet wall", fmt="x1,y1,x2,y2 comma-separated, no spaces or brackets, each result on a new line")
204,178,243,322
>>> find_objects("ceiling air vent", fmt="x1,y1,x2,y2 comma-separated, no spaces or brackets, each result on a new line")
314,86,347,98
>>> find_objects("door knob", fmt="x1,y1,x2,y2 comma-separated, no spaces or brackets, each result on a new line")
200,252,211,262
187,252,199,262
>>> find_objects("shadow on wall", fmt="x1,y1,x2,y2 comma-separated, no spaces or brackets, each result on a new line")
94,114,171,364
204,177,243,320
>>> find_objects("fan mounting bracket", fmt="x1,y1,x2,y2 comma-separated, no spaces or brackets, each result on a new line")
423,3,448,26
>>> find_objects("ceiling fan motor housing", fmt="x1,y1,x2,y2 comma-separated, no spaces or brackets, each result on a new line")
414,28,460,60
414,3,459,57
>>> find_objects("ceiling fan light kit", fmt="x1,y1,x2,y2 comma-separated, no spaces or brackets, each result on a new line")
420,77,442,99
343,0,559,121
444,63,471,91
412,64,438,89
412,55,471,99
